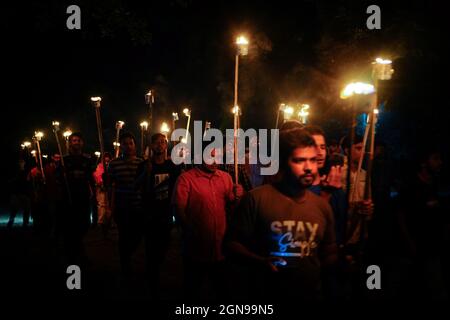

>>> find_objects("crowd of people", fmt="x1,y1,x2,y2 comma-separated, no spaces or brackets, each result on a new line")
5,119,449,300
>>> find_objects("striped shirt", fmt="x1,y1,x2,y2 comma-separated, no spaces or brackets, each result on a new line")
108,156,144,209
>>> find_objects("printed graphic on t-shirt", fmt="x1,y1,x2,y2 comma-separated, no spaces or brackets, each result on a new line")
154,173,170,200
269,220,319,260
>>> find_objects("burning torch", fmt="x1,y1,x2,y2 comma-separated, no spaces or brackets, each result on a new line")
145,90,154,133
114,121,125,158
182,108,191,144
52,121,73,204
140,121,149,157
232,35,249,184
298,104,310,124
63,129,72,155
34,131,46,184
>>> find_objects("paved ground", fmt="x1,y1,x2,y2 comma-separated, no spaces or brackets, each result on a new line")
2,208,449,307
0,209,184,301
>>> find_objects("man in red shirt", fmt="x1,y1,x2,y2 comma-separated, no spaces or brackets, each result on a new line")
172,148,244,301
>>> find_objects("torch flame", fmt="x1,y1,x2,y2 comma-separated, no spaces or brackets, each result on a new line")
298,104,310,117
63,130,72,138
116,121,125,129
236,36,249,45
140,121,149,130
35,131,44,139
340,82,375,99
231,105,241,114
374,57,392,65
283,106,294,115
161,122,170,134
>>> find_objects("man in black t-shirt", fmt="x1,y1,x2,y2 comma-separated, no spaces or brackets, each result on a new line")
138,133,181,295
140,134,180,225
226,129,337,300
60,132,96,265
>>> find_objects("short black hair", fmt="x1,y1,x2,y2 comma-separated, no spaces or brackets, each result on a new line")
69,132,83,141
304,125,326,139
279,128,316,169
280,120,304,132
119,131,136,144
151,133,167,143
341,133,364,150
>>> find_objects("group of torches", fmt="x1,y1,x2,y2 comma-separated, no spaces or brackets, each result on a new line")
20,34,394,192
20,98,194,186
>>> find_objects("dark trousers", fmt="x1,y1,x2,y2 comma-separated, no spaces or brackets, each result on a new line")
144,219,172,296
7,194,31,228
31,200,51,236
115,207,144,275
249,267,321,302
183,259,227,302
61,203,91,265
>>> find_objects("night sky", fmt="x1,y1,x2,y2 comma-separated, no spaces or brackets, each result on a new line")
3,0,449,192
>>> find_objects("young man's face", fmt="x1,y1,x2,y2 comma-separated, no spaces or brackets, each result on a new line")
312,134,327,169
120,137,136,157
69,136,84,153
52,154,61,163
152,135,168,155
104,156,111,165
350,142,364,166
203,148,222,172
286,146,318,188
